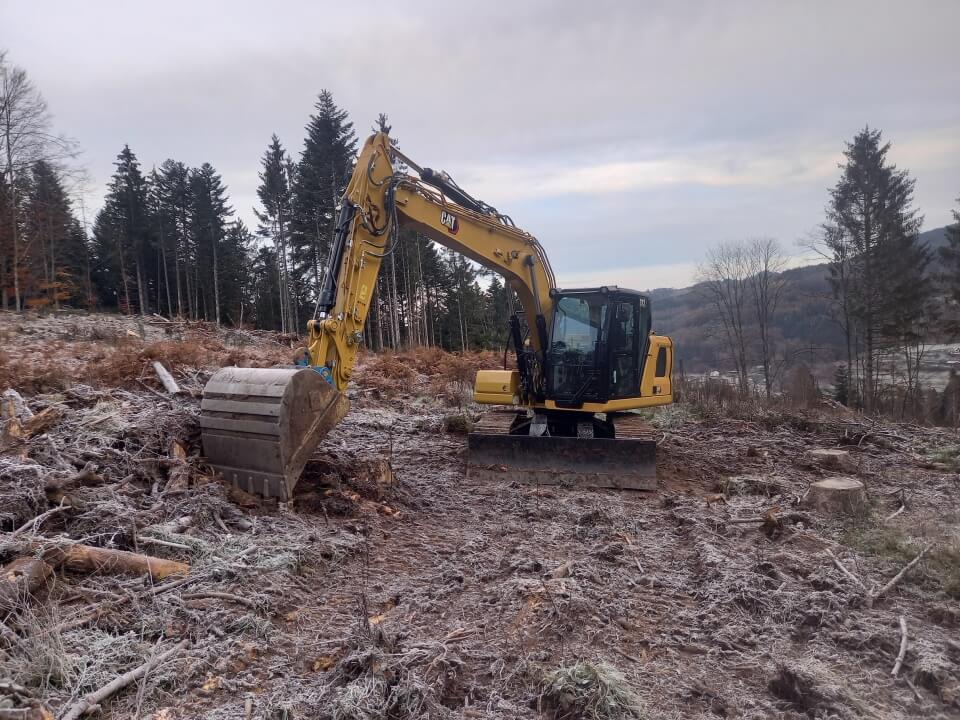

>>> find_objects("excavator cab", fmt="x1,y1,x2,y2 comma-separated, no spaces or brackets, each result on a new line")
546,288,650,407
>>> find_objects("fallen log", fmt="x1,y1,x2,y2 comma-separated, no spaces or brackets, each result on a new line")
59,639,189,720
0,556,53,611
152,361,181,394
39,543,189,581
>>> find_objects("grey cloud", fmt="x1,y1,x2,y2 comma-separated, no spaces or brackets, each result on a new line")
3,0,959,287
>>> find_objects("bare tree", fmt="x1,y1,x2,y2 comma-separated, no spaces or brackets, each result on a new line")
746,238,788,399
697,242,752,394
1,52,75,310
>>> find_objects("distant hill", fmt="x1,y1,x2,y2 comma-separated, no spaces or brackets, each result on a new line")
920,225,949,253
651,225,952,374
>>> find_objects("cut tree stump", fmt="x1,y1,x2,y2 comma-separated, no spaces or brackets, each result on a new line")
805,448,855,472
803,477,868,516
0,556,54,611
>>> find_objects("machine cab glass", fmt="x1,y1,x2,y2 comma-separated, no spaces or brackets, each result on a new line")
546,289,650,406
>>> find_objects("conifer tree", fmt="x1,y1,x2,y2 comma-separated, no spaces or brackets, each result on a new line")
218,220,254,325
92,146,150,313
824,127,926,412
188,163,232,324
290,90,357,314
23,160,86,308
255,135,295,332
156,160,192,317
250,245,282,330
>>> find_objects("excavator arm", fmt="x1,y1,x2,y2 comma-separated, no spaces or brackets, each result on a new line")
303,132,554,392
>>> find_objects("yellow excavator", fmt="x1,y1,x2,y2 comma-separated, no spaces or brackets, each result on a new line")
200,132,674,500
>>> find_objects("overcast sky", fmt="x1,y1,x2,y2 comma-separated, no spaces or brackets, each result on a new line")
3,0,958,289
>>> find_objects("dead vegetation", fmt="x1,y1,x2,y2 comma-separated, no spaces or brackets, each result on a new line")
0,311,958,718
539,662,641,720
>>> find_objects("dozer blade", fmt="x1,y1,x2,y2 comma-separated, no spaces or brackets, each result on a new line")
200,367,349,500
466,412,656,490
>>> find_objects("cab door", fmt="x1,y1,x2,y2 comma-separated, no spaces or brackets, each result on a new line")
609,298,640,399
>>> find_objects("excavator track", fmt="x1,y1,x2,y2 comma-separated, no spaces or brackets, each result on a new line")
466,411,657,489
200,367,349,501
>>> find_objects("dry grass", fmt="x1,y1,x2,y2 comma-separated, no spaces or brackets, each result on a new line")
355,346,503,403
0,318,290,393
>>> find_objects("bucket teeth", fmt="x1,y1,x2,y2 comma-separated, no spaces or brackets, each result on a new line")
200,367,349,500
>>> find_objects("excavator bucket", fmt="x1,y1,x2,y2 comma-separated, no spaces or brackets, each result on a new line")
466,412,657,490
200,367,349,500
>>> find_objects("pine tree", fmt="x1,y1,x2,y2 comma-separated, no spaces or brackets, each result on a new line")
289,90,357,316
250,245,282,330
218,220,254,326
824,127,925,412
155,160,192,317
22,160,86,308
92,146,151,313
188,163,232,324
255,135,295,332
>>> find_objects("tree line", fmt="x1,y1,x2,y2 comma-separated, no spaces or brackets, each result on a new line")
698,126,960,422
0,54,514,352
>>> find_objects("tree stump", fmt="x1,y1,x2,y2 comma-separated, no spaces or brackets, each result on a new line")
805,448,855,472
803,477,868,516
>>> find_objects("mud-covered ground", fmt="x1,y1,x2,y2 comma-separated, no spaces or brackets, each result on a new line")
1,313,959,719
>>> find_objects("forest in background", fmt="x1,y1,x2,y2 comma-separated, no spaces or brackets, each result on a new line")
0,55,511,353
2,51,960,422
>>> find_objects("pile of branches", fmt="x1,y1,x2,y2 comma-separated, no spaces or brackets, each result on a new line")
0,382,360,717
